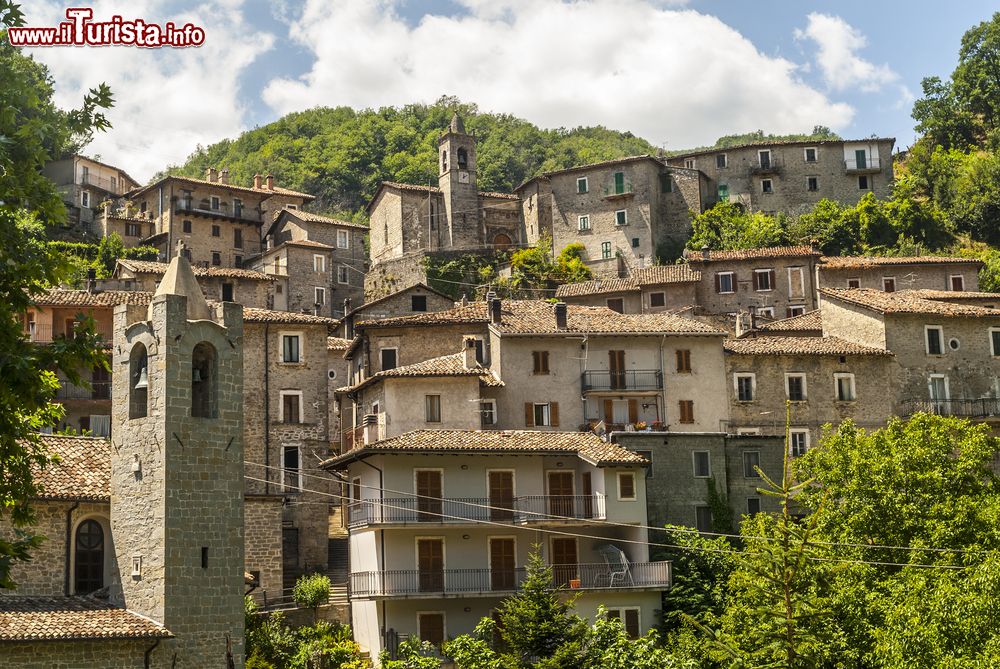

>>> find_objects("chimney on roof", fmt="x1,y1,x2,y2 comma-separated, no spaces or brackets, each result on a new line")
701,245,710,261
489,296,502,325
735,309,752,337
554,301,568,330
265,174,275,190
86,267,97,293
219,168,230,185
809,238,820,253
485,290,496,302
363,413,380,445
458,293,468,307
253,174,263,189
206,167,217,183
463,336,478,369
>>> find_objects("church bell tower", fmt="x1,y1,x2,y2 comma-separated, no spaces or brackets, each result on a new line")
438,113,482,249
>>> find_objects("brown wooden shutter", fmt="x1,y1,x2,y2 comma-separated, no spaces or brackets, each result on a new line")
603,399,614,423
551,402,560,427
786,307,793,318
714,273,721,293
628,400,638,423
752,271,759,291
768,269,776,288
675,349,682,372
524,403,534,427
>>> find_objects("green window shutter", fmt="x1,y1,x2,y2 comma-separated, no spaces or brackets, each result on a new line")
718,184,729,202
614,172,624,194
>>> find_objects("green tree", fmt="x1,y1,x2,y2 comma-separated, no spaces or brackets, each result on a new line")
790,198,861,256
95,232,126,278
554,243,592,284
0,1,112,589
293,572,331,624
687,202,788,252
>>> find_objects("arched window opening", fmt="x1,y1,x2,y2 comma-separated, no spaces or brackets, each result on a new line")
129,344,149,419
493,233,512,251
191,342,217,418
441,150,448,172
457,148,468,170
74,519,104,594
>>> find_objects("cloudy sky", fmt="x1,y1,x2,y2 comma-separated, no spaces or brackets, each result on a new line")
19,0,998,182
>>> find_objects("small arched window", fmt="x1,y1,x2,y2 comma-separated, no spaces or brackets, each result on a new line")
191,342,217,418
441,150,448,172
457,147,468,170
129,343,148,419
74,519,105,594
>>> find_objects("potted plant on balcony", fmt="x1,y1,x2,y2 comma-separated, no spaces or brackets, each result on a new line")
568,577,581,589
650,421,665,432
633,421,648,432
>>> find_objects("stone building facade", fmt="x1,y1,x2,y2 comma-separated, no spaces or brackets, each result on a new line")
664,138,896,215
817,255,983,293
114,259,275,308
555,264,701,313
42,154,138,237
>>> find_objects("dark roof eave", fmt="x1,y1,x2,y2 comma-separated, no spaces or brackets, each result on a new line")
320,446,634,470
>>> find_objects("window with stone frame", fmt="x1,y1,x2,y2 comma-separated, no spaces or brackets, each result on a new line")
280,391,302,424
281,334,302,363
834,373,856,401
281,446,301,491
380,347,398,371
425,395,442,423
649,292,666,308
577,177,588,194
785,373,807,401
337,230,349,249
743,451,761,478
735,373,755,402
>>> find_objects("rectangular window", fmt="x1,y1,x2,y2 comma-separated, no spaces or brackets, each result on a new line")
754,269,774,291
692,451,711,478
804,147,817,163
649,292,666,308
716,154,728,169
743,451,761,478
789,429,810,457
532,351,550,374
675,349,692,373
758,149,772,168
950,275,965,291
314,287,326,305
735,374,755,402
601,242,612,259
617,472,636,500
747,498,762,515
578,215,590,231
338,266,349,284
281,393,302,424
211,224,220,237
848,278,860,289
883,276,896,292
282,446,301,491
615,210,627,226
679,400,695,424
233,198,242,218
380,348,398,371
786,374,807,401
859,175,870,190
183,219,192,233
807,176,819,191
613,171,625,194
659,173,673,193
210,196,220,210
835,373,856,401
606,608,641,638
314,255,326,273
716,272,735,294
417,612,445,649
337,230,349,249
533,403,551,427
81,191,91,207
991,329,1000,357
211,252,221,266
695,506,713,533
577,177,588,194
631,237,640,248
786,305,806,317
684,159,695,169
761,179,773,194
757,306,775,318
717,184,729,202
125,222,141,237
425,395,442,423
234,228,243,248
412,295,428,312
925,326,944,355
606,297,624,313
281,334,301,363
221,283,234,302
481,399,497,426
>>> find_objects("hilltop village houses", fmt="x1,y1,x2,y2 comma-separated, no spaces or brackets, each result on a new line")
7,115,1000,664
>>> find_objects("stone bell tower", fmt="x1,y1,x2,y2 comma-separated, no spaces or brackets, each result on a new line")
110,243,245,667
438,112,482,250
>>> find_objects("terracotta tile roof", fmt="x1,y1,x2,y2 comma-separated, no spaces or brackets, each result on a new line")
555,278,637,298
131,174,315,201
754,310,823,333
33,289,153,308
632,264,701,285
688,245,819,262
360,300,725,335
27,436,110,501
820,288,1000,317
667,137,895,160
554,265,700,298
323,429,649,468
724,336,891,356
820,255,983,269
0,597,171,641
285,239,334,250
479,191,520,200
327,337,352,351
337,352,502,394
285,210,370,230
242,308,339,326
117,260,275,281
901,289,1000,302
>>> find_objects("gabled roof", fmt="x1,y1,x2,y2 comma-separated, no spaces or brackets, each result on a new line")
336,352,502,394
327,336,352,351
345,283,454,320
33,289,153,308
322,429,649,469
242,308,339,326
687,245,819,262
667,137,896,160
554,265,702,298
129,174,315,201
116,259,275,281
724,335,891,356
367,182,518,213
555,278,637,298
820,288,1000,317
70,154,140,190
752,309,823,334
633,264,701,285
359,300,725,335
29,435,111,501
515,155,669,191
819,255,983,270
264,208,369,239
0,597,172,641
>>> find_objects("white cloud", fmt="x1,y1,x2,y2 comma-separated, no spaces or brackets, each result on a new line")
262,1,855,151
21,1,274,182
794,13,898,93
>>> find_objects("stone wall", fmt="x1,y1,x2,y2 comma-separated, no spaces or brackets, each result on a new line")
245,496,284,600
691,255,820,316
0,639,151,668
818,263,982,293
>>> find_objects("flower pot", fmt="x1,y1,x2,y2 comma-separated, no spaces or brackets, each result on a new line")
569,578,581,589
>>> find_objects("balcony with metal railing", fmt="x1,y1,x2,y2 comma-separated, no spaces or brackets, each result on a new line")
904,398,1000,419
349,561,671,598
844,157,882,173
348,494,607,529
749,155,784,175
24,323,114,345
581,370,662,392
174,200,263,224
601,181,635,199
81,173,128,195
54,381,111,401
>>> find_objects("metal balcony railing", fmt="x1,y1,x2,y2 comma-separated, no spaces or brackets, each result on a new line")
581,370,662,392
81,173,128,194
749,156,784,174
905,398,1000,418
24,323,113,344
601,182,635,198
348,494,607,528
349,561,672,598
174,201,263,223
54,382,111,401
844,157,882,172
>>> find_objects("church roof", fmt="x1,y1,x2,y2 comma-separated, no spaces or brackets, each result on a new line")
449,113,465,134
30,435,111,502
0,597,172,641
152,249,212,320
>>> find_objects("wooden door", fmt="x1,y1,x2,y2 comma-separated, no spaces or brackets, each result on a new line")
418,612,445,647
551,538,578,586
609,350,625,389
415,470,442,522
488,471,514,521
547,472,575,518
417,539,444,592
490,538,516,591
581,472,593,519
